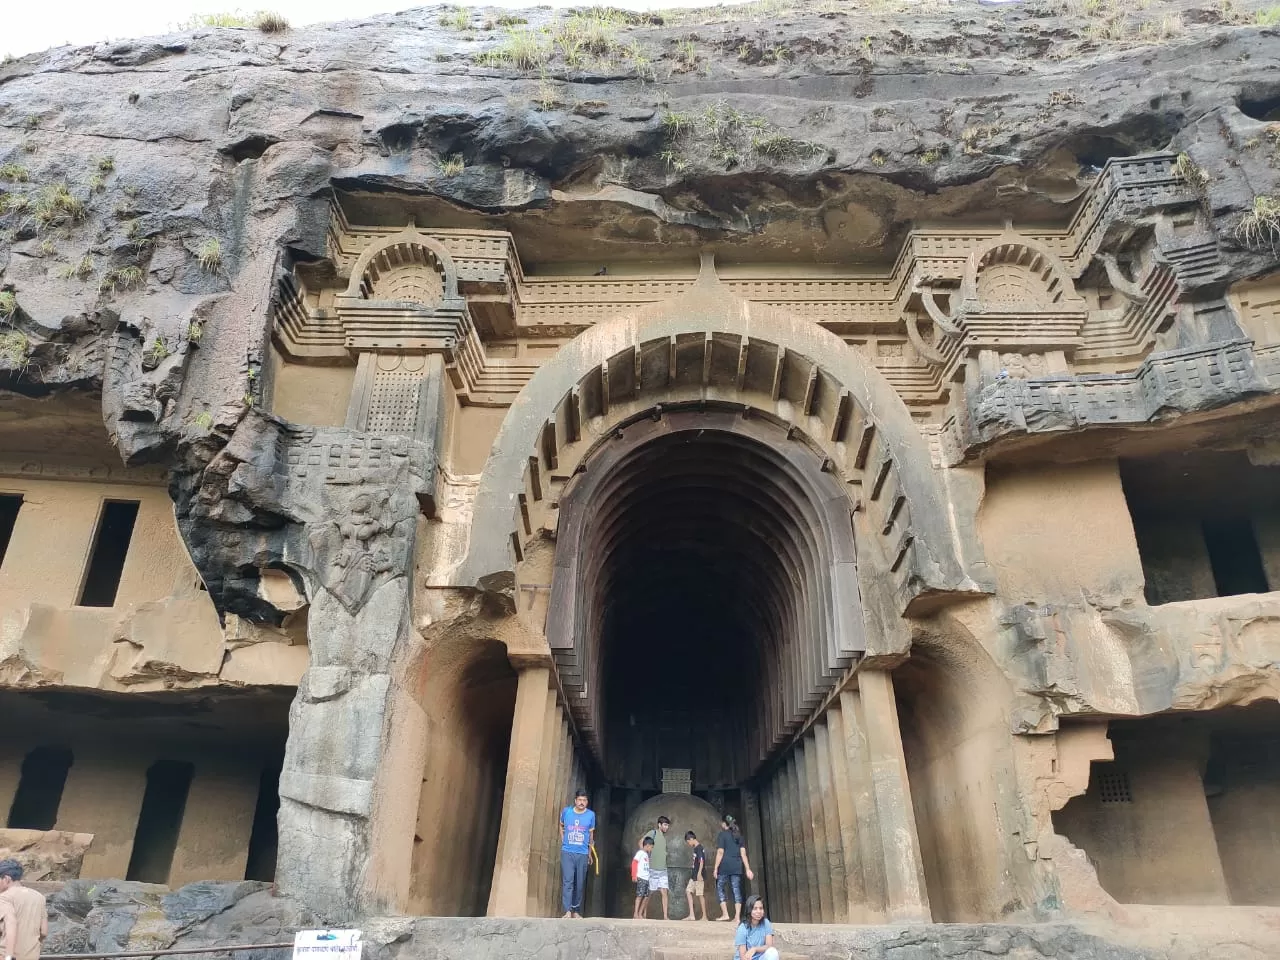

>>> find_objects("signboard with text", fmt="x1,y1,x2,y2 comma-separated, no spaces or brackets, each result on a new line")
293,929,363,960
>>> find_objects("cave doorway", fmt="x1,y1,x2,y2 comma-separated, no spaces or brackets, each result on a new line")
546,405,865,918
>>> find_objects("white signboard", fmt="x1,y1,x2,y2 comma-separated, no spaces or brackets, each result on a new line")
294,929,362,960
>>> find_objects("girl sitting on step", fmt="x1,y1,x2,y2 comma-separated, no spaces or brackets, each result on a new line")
733,895,778,960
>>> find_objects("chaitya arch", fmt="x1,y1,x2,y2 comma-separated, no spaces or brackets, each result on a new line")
455,257,991,621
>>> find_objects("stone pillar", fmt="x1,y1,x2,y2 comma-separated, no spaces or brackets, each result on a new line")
276,581,427,921
590,784,611,916
825,701,871,922
530,697,563,915
800,735,834,921
858,670,931,923
813,719,848,922
838,690,888,919
787,751,817,921
743,786,767,907
550,718,572,913
758,780,778,918
182,415,442,922
488,666,552,916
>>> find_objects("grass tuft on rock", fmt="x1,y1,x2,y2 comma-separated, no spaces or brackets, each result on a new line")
254,10,289,32
0,291,17,321
197,237,223,274
1235,195,1280,251
0,331,32,368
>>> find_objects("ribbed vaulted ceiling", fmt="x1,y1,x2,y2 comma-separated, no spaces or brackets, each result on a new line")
547,407,865,788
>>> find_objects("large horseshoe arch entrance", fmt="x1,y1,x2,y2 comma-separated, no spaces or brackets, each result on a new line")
468,296,982,922
548,407,863,916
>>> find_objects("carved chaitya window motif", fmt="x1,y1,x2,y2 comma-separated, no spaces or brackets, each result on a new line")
368,261,444,307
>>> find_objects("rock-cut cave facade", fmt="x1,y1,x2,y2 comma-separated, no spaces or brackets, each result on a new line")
1,0,1279,943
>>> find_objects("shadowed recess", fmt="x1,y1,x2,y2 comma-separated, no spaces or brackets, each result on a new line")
547,407,864,788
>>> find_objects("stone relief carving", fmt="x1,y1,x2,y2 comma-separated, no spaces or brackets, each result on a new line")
309,486,401,612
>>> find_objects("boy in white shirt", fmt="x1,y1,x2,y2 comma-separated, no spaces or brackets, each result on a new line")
632,836,654,919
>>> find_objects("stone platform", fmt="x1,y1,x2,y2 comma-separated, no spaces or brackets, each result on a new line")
38,880,1280,960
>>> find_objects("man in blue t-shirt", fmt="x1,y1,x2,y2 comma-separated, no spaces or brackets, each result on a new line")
559,788,596,918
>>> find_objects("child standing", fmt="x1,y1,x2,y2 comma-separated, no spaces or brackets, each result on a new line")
632,836,654,919
684,831,707,921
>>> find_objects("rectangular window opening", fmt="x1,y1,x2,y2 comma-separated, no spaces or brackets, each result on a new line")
126,759,194,884
1202,518,1270,597
0,494,21,569
243,759,283,882
1120,451,1280,605
78,500,140,607
7,745,73,830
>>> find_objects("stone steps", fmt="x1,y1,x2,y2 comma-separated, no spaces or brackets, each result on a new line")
652,948,811,960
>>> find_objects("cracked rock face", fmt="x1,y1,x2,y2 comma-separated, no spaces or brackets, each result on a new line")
2,0,1278,445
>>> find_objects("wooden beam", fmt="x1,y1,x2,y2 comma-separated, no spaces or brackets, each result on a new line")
567,386,582,443
830,390,852,443
541,417,558,470
527,455,543,501
870,457,892,500
702,331,714,386
771,346,787,400
599,361,610,416
736,337,750,390
633,344,643,399
881,493,906,535
854,422,876,470
518,492,532,535
668,335,678,386
801,364,818,416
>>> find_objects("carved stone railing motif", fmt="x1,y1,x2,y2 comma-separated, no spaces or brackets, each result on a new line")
942,339,1277,462
276,154,1208,420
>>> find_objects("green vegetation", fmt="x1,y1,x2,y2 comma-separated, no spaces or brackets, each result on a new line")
439,154,465,177
179,10,289,31
96,156,115,173
31,182,86,230
920,147,945,164
439,6,473,30
1173,152,1210,191
495,12,527,26
99,265,145,294
0,331,31,368
193,411,215,431
476,27,551,69
59,255,95,281
1235,195,1280,250
535,79,565,111
750,132,825,161
254,10,288,32
188,319,204,343
0,164,29,182
1258,5,1280,24
0,193,29,215
197,237,222,274
0,291,16,321
475,8,655,75
148,337,170,365
662,100,825,171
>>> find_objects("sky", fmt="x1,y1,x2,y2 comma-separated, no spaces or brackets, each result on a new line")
2,0,725,59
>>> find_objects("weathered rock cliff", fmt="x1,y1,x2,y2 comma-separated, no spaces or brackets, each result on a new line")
1,0,1278,471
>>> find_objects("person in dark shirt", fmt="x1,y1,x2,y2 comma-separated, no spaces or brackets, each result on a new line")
684,831,708,920
712,814,754,923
